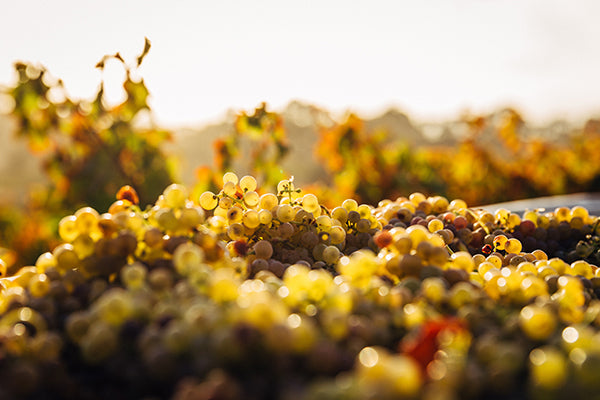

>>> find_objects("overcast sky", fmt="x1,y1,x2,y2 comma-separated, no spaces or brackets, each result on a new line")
1,0,599,127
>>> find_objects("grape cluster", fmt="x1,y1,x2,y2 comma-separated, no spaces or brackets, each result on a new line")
1,174,600,399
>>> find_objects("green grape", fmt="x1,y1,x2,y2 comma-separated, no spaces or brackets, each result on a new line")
554,206,571,222
493,235,508,251
207,216,227,234
155,208,178,231
430,195,449,213
243,190,260,208
258,209,273,225
222,171,239,185
65,311,91,343
28,274,50,298
226,206,243,224
486,254,503,269
199,191,219,210
120,262,147,289
312,243,327,261
72,234,95,259
52,244,80,273
331,206,348,224
277,179,295,195
239,175,257,192
505,238,523,254
93,288,135,326
80,320,118,363
428,218,444,233
173,242,205,275
316,215,333,232
222,181,237,197
35,252,56,273
451,251,475,272
409,192,426,205
357,204,372,219
569,260,593,279
227,223,245,241
342,198,358,212
58,215,78,242
179,206,205,229
329,226,346,245
322,246,341,265
421,277,447,304
357,347,423,397
163,183,189,209
260,193,279,211
302,193,320,214
520,304,557,341
218,196,233,210
213,206,228,219
449,198,467,211
242,209,261,229
74,207,100,235
277,204,295,223
529,346,567,389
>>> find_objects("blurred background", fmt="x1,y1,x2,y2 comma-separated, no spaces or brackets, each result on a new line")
1,0,600,267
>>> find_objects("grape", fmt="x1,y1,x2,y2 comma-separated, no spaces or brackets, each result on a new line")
453,215,468,230
120,262,147,289
239,175,257,192
222,171,239,185
505,238,523,254
243,190,260,208
301,193,319,214
74,207,100,235
241,209,260,229
276,204,295,223
331,206,348,224
529,347,567,389
409,192,426,206
52,243,80,273
322,246,341,265
199,191,218,210
163,184,189,209
222,181,237,197
342,198,358,211
226,206,243,224
218,196,233,210
259,193,279,211
278,222,295,239
6,175,600,400
356,219,371,233
254,240,273,260
427,218,444,233
316,215,333,232
58,215,78,242
28,274,50,298
258,209,273,225
519,304,557,340
179,205,205,229
329,226,346,245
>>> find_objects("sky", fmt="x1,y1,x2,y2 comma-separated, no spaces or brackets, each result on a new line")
1,0,599,128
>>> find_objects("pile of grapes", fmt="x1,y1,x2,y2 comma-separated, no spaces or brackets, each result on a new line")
2,173,600,400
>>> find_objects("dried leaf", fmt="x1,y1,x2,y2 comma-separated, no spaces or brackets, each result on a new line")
137,37,152,67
